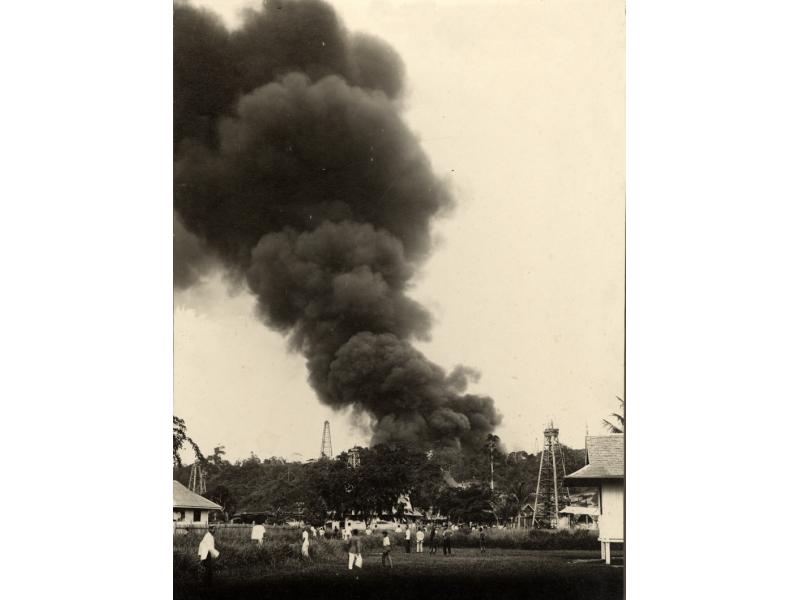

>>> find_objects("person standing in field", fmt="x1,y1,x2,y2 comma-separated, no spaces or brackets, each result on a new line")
404,524,412,553
415,527,424,553
347,529,363,571
197,525,219,587
301,528,310,559
250,522,266,546
442,526,452,555
428,526,438,554
479,527,486,553
381,531,394,568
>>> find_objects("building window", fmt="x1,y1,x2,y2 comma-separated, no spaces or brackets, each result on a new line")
193,509,202,522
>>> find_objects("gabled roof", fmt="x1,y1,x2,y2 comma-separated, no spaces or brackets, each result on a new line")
565,435,624,484
173,480,222,510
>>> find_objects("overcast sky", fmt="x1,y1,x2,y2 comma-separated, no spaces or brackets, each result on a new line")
174,0,625,464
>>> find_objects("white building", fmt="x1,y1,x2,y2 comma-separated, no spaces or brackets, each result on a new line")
173,480,222,527
565,435,624,564
558,505,599,530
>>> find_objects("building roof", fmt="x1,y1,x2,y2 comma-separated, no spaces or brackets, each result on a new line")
558,505,600,516
173,480,222,510
565,435,624,484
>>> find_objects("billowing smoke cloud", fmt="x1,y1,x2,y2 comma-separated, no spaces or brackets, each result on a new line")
173,0,500,449
174,212,218,289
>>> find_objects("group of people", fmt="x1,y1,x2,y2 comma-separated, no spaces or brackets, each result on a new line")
251,522,316,558
196,521,492,585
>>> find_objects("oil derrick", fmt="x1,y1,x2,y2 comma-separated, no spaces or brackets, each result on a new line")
188,461,207,495
532,422,571,528
320,420,333,459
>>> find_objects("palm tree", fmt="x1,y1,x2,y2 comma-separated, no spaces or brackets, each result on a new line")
602,397,625,433
485,434,500,491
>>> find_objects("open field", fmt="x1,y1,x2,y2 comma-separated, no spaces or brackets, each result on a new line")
174,546,623,600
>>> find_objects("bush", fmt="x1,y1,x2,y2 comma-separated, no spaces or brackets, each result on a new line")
448,527,598,551
173,527,357,580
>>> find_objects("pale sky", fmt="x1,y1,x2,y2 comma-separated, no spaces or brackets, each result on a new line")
174,0,625,464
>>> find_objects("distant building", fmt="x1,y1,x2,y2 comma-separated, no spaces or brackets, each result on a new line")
518,503,536,528
558,505,599,530
173,480,222,527
565,434,624,564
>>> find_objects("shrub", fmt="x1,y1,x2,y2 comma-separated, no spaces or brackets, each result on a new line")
447,527,598,550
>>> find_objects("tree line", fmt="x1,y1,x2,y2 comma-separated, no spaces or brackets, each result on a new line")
174,419,590,526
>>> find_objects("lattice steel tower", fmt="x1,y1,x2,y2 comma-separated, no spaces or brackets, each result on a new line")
188,461,207,495
347,447,361,468
532,422,571,528
320,420,333,459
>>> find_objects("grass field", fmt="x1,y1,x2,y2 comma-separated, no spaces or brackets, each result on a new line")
174,546,624,600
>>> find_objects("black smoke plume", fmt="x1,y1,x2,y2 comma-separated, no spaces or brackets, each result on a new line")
173,0,500,449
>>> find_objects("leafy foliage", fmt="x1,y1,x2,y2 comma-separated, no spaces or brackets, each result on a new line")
173,416,205,467
602,397,625,433
173,434,594,524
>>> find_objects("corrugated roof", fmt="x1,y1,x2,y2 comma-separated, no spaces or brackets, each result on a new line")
173,480,222,510
565,435,624,481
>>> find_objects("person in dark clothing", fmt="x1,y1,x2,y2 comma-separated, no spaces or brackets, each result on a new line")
405,525,412,553
429,526,438,554
479,527,486,553
442,526,453,555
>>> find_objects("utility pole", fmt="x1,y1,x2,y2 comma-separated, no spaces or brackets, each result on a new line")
490,446,495,491
486,434,498,491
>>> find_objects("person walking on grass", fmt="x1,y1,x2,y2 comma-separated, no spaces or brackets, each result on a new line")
250,522,266,546
381,531,394,568
198,525,219,588
347,529,363,571
479,527,486,553
429,526,438,554
405,524,412,553
301,527,310,559
415,527,424,553
442,525,453,555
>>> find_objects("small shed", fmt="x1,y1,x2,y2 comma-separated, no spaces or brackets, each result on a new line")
565,435,624,564
558,505,599,529
173,480,221,527
517,503,536,529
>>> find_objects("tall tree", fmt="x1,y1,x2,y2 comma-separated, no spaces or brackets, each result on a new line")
173,415,205,467
485,434,500,491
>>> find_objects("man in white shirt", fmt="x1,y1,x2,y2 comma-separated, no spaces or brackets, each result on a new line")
197,525,219,586
251,522,266,545
381,531,393,567
415,528,424,553
301,528,310,558
404,524,412,553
